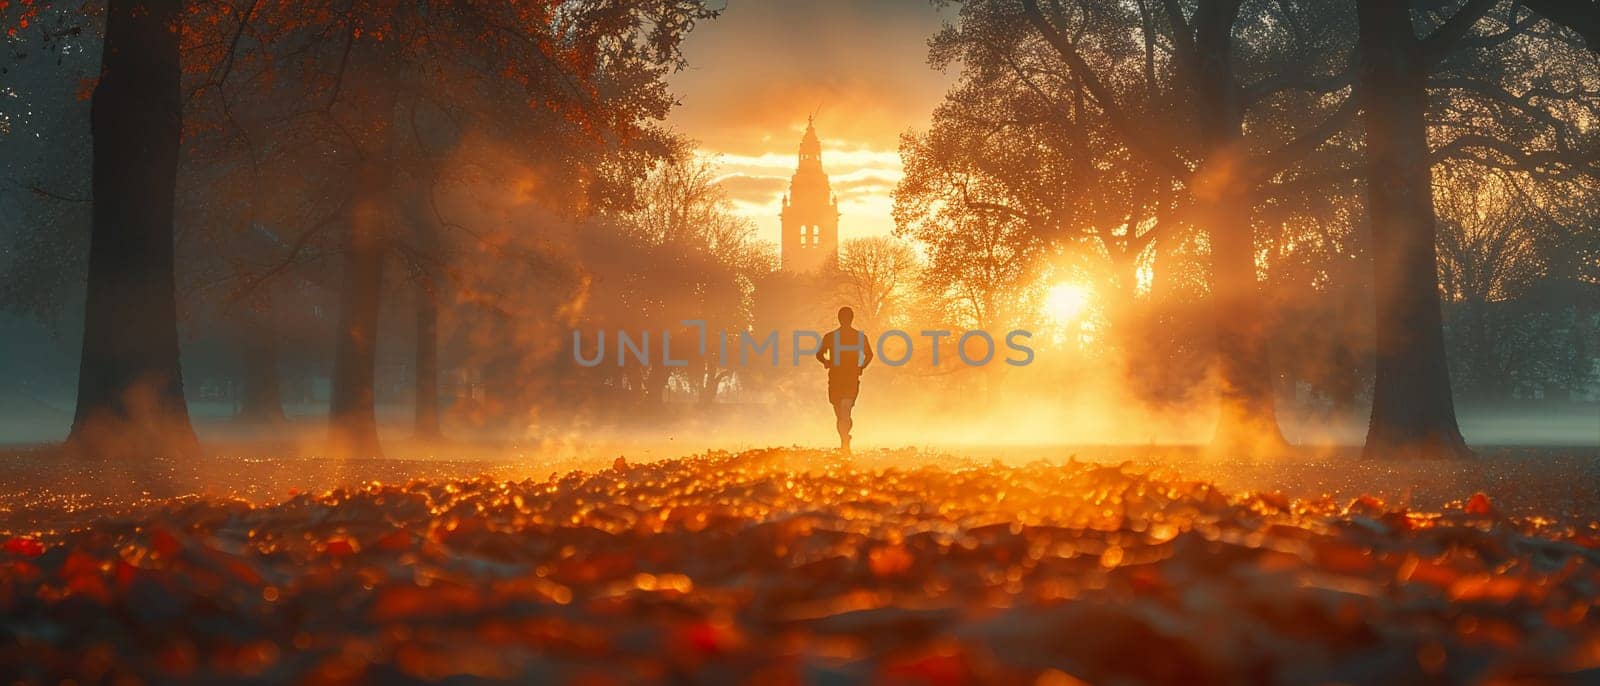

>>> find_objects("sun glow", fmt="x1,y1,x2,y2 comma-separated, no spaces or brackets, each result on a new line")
1043,282,1092,323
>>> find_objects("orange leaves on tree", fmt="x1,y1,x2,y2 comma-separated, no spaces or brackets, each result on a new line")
2,0,39,39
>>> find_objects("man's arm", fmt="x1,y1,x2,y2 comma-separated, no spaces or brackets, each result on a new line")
816,333,831,367
861,331,873,370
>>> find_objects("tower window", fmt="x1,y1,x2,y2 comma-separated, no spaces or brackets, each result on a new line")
801,225,820,247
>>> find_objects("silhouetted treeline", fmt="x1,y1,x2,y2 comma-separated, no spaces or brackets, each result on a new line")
896,0,1600,457
1,0,1597,459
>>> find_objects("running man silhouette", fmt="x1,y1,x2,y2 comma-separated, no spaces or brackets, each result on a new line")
815,306,873,453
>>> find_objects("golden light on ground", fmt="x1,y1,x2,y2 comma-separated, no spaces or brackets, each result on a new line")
1043,281,1092,324
5,448,1596,683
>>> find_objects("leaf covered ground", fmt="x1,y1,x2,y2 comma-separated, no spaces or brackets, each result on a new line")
1,447,1598,685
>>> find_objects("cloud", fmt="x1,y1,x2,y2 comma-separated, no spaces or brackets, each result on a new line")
834,176,898,198
714,174,787,206
706,146,901,177
668,1,955,155
667,0,955,240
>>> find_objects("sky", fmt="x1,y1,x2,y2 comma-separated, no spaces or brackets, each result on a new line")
666,0,958,244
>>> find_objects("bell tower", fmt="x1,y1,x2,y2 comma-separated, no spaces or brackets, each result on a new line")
780,118,839,272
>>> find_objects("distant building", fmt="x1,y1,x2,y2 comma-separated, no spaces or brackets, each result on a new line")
780,118,840,273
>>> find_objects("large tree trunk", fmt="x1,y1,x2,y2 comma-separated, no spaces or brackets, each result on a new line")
328,160,390,458
400,169,444,441
1203,194,1287,451
66,0,198,459
413,272,442,439
1355,0,1471,460
1189,0,1288,452
237,294,288,425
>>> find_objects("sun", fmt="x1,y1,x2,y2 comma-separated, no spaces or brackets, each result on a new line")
1043,282,1092,323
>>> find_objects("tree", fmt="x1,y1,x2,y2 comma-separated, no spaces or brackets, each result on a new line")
1344,0,1600,457
1434,167,1541,401
0,4,96,336
234,292,290,425
1520,1,1600,52
1161,0,1285,451
65,0,198,459
1351,0,1492,460
838,236,922,332
916,0,1363,449
183,0,718,456
611,150,768,405
402,203,444,440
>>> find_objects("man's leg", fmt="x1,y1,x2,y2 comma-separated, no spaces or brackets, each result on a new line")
834,397,854,452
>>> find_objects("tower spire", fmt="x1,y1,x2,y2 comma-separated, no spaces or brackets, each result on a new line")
779,117,840,273
798,118,822,166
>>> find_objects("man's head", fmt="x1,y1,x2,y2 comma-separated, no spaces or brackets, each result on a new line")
837,306,854,327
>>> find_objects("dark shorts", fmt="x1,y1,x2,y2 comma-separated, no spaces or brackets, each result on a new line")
828,374,860,404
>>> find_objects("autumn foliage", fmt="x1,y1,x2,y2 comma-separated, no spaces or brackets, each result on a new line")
2,449,1598,683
